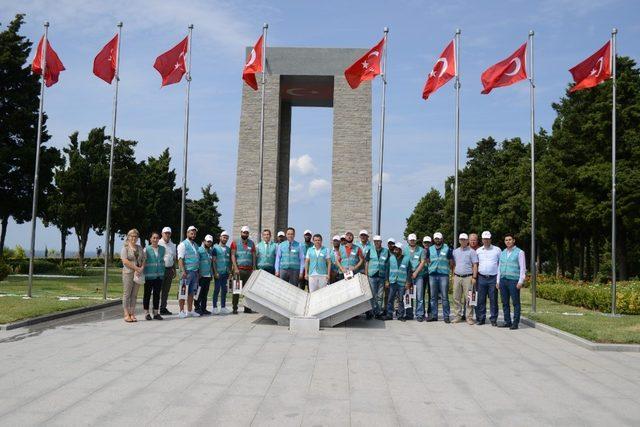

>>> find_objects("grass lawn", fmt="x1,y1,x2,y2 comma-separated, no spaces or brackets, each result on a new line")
519,288,640,344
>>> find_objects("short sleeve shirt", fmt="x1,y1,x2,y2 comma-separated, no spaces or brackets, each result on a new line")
121,244,145,274
452,247,478,275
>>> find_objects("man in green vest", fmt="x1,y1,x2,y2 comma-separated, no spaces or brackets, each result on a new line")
329,235,343,284
404,233,426,321
384,243,411,321
277,231,286,243
275,227,305,288
177,225,201,319
422,235,433,319
194,234,214,315
212,230,230,315
257,229,277,274
426,232,454,323
497,233,526,330
337,231,364,279
366,235,390,319
231,225,256,314
357,230,373,262
300,230,314,291
305,234,331,292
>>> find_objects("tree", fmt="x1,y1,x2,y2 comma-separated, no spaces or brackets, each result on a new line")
41,182,72,263
0,15,62,257
405,188,444,242
186,184,222,243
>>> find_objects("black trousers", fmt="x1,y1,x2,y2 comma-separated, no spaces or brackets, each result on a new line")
195,276,212,311
143,278,163,310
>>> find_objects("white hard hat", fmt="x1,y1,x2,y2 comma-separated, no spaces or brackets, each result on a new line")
459,233,469,240
241,226,250,233
162,226,172,234
332,235,341,241
220,230,229,237
340,234,347,239
205,234,214,242
373,235,382,241
304,229,312,235
481,231,492,239
433,232,443,239
423,236,432,242
387,238,395,244
359,229,369,236
408,233,417,241
277,231,285,237
187,225,197,232
394,242,403,249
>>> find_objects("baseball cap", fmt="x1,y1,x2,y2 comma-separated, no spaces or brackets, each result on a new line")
187,225,197,232
423,236,432,243
220,230,229,237
340,234,347,240
241,226,250,233
433,232,443,239
459,233,469,240
394,242,403,249
408,233,417,241
205,234,214,242
387,238,395,244
359,229,369,236
304,229,312,235
277,231,285,237
162,226,172,234
481,231,492,239
332,235,341,241
373,235,382,241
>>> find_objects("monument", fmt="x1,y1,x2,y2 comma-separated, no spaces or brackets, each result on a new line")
233,47,373,237
242,270,373,328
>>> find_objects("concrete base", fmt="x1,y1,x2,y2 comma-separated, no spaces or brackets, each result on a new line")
289,316,320,333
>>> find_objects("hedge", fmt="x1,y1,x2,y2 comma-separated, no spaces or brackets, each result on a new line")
0,262,10,281
536,276,640,315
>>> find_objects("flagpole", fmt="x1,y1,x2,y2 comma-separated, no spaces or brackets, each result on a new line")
27,21,49,298
375,27,389,236
257,23,268,239
102,22,123,300
528,30,537,312
453,29,461,248
180,24,194,243
611,27,617,315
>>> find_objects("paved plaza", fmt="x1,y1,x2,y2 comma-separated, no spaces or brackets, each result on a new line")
0,304,639,426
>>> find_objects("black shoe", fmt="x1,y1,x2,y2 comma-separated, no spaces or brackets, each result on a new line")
461,315,466,321
476,320,485,325
384,315,393,321
509,324,519,330
202,309,212,315
498,323,512,328
374,314,384,320
400,317,406,322
491,321,498,327
153,314,163,320
244,308,252,313
417,317,424,322
365,312,373,320
145,314,152,321
160,308,172,315
232,309,238,315
426,317,437,322
444,318,451,324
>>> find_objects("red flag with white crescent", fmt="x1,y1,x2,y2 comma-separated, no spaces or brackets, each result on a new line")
344,37,385,89
243,35,263,90
480,42,527,94
93,34,119,84
153,36,188,87
31,36,66,87
569,41,611,92
422,40,456,100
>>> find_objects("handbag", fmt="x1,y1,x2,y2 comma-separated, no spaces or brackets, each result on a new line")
133,271,145,285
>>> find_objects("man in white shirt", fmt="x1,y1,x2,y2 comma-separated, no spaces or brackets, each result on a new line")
177,225,201,318
158,226,177,316
474,231,501,326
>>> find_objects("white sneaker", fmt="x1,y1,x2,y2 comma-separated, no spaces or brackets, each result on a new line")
220,307,230,315
189,310,200,317
178,311,187,319
213,307,220,315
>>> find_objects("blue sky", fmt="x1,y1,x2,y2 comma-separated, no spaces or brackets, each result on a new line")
2,0,639,254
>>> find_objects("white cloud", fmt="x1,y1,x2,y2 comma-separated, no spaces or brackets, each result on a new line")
290,154,316,176
308,178,330,196
372,172,391,184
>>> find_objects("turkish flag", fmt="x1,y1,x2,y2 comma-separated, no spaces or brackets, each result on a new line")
480,42,527,94
344,37,385,89
569,41,611,92
153,36,188,87
422,40,456,100
31,36,66,87
93,34,119,84
243,35,263,90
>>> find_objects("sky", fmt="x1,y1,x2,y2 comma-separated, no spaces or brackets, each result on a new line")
2,0,639,254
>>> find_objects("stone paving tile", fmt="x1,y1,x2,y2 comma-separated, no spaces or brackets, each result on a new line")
0,303,639,426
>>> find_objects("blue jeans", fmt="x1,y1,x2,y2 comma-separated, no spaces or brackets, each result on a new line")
386,284,405,319
413,275,425,318
369,275,385,316
212,273,228,308
182,270,199,294
476,275,498,323
429,274,450,320
499,278,521,326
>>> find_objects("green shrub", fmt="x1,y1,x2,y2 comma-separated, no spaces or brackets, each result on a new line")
61,267,89,276
0,261,10,281
7,259,61,274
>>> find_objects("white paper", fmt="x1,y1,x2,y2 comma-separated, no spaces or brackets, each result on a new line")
344,270,354,280
410,286,416,300
194,285,201,300
467,290,477,306
178,280,188,301
403,292,412,309
232,279,243,295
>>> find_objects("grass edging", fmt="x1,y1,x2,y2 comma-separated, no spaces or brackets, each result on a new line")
0,299,122,331
521,316,640,353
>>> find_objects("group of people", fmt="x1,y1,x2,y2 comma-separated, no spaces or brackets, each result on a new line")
120,225,526,330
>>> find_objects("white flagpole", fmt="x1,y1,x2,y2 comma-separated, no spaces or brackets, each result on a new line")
102,22,123,300
257,23,268,238
453,29,461,248
180,24,194,243
27,21,49,298
611,28,617,315
375,27,389,236
529,30,537,312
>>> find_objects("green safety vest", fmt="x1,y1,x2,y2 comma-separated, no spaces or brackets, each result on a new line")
234,239,255,268
428,244,450,275
499,246,522,281
278,240,302,270
389,254,410,285
330,248,341,273
339,245,362,272
307,246,329,275
257,241,277,269
356,241,372,260
403,245,425,274
181,239,200,271
198,245,213,277
213,244,230,274
368,247,389,278
143,245,166,280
